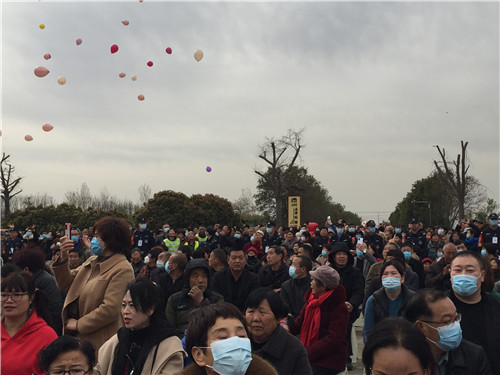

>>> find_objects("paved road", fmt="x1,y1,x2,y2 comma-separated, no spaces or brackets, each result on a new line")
350,325,365,375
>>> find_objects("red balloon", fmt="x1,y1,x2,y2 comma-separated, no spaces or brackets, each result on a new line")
34,66,50,78
25,135,33,142
166,47,172,54
110,44,119,54
76,38,82,46
42,123,53,132
138,94,145,101
119,72,126,78
43,53,51,60
147,61,153,67
122,20,129,26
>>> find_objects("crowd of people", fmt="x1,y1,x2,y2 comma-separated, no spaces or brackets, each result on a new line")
2,213,500,375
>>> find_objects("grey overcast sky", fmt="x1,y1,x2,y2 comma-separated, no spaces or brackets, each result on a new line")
2,0,499,221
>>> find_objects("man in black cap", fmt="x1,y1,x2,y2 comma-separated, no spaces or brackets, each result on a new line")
133,218,155,256
406,218,428,259
363,220,384,258
479,213,500,254
263,221,281,249
2,228,23,263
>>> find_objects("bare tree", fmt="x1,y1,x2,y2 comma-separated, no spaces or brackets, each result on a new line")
233,188,256,215
255,129,305,227
138,184,152,206
10,193,55,211
1,153,22,220
65,183,94,210
433,141,471,220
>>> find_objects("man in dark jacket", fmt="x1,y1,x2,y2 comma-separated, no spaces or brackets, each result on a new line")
363,220,384,258
405,289,492,375
263,221,281,249
329,242,364,370
258,246,289,290
157,252,188,310
166,258,223,337
280,255,312,318
449,251,500,374
212,248,259,311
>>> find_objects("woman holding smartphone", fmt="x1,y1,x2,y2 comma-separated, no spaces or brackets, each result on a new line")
52,216,135,357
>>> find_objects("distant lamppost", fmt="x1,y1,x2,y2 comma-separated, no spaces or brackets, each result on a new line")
412,200,432,227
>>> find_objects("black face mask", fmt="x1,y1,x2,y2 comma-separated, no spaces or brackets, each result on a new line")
247,256,257,262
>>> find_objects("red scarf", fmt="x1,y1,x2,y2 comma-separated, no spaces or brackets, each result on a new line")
300,289,334,348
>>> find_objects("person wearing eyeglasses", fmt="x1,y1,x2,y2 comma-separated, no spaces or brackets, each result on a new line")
404,289,492,375
38,336,95,375
1,271,58,375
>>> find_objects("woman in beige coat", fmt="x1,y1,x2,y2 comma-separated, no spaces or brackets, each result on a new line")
95,279,185,375
53,217,135,355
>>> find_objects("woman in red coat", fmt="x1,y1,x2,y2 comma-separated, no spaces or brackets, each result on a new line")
1,271,58,375
290,265,349,375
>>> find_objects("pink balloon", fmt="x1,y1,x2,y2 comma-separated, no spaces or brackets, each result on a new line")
119,72,126,78
206,166,212,172
34,66,50,78
138,94,145,101
42,123,53,132
147,61,153,67
76,38,82,46
43,53,51,60
122,20,129,26
25,135,33,142
110,44,119,54
166,47,172,54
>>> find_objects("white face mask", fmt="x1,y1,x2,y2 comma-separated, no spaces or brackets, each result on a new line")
144,256,150,264
156,260,165,268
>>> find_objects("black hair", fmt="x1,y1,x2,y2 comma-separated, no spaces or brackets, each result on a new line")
386,249,405,263
1,263,21,279
211,248,228,266
404,289,449,323
111,279,177,375
362,317,434,374
38,336,95,372
300,244,314,257
380,259,405,277
1,271,52,326
12,245,46,273
385,242,400,252
185,302,248,357
296,255,313,272
178,244,193,260
451,250,485,270
245,288,288,321
269,246,284,260
453,239,465,246
400,242,413,251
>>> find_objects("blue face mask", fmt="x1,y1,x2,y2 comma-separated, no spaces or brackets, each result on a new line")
202,336,252,375
234,233,241,239
395,228,402,234
490,220,498,226
336,228,343,235
266,227,272,233
382,277,401,292
356,249,364,258
369,227,376,233
481,249,487,257
403,251,412,260
423,320,462,351
289,266,298,279
42,234,49,239
299,229,306,234
164,261,170,273
300,236,306,242
90,237,104,256
250,236,254,242
25,231,32,237
321,250,327,257
452,274,479,296
71,235,79,243
355,235,362,240
437,252,443,258
466,233,471,239
348,227,355,233
437,229,444,235
139,224,147,230
164,227,170,233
